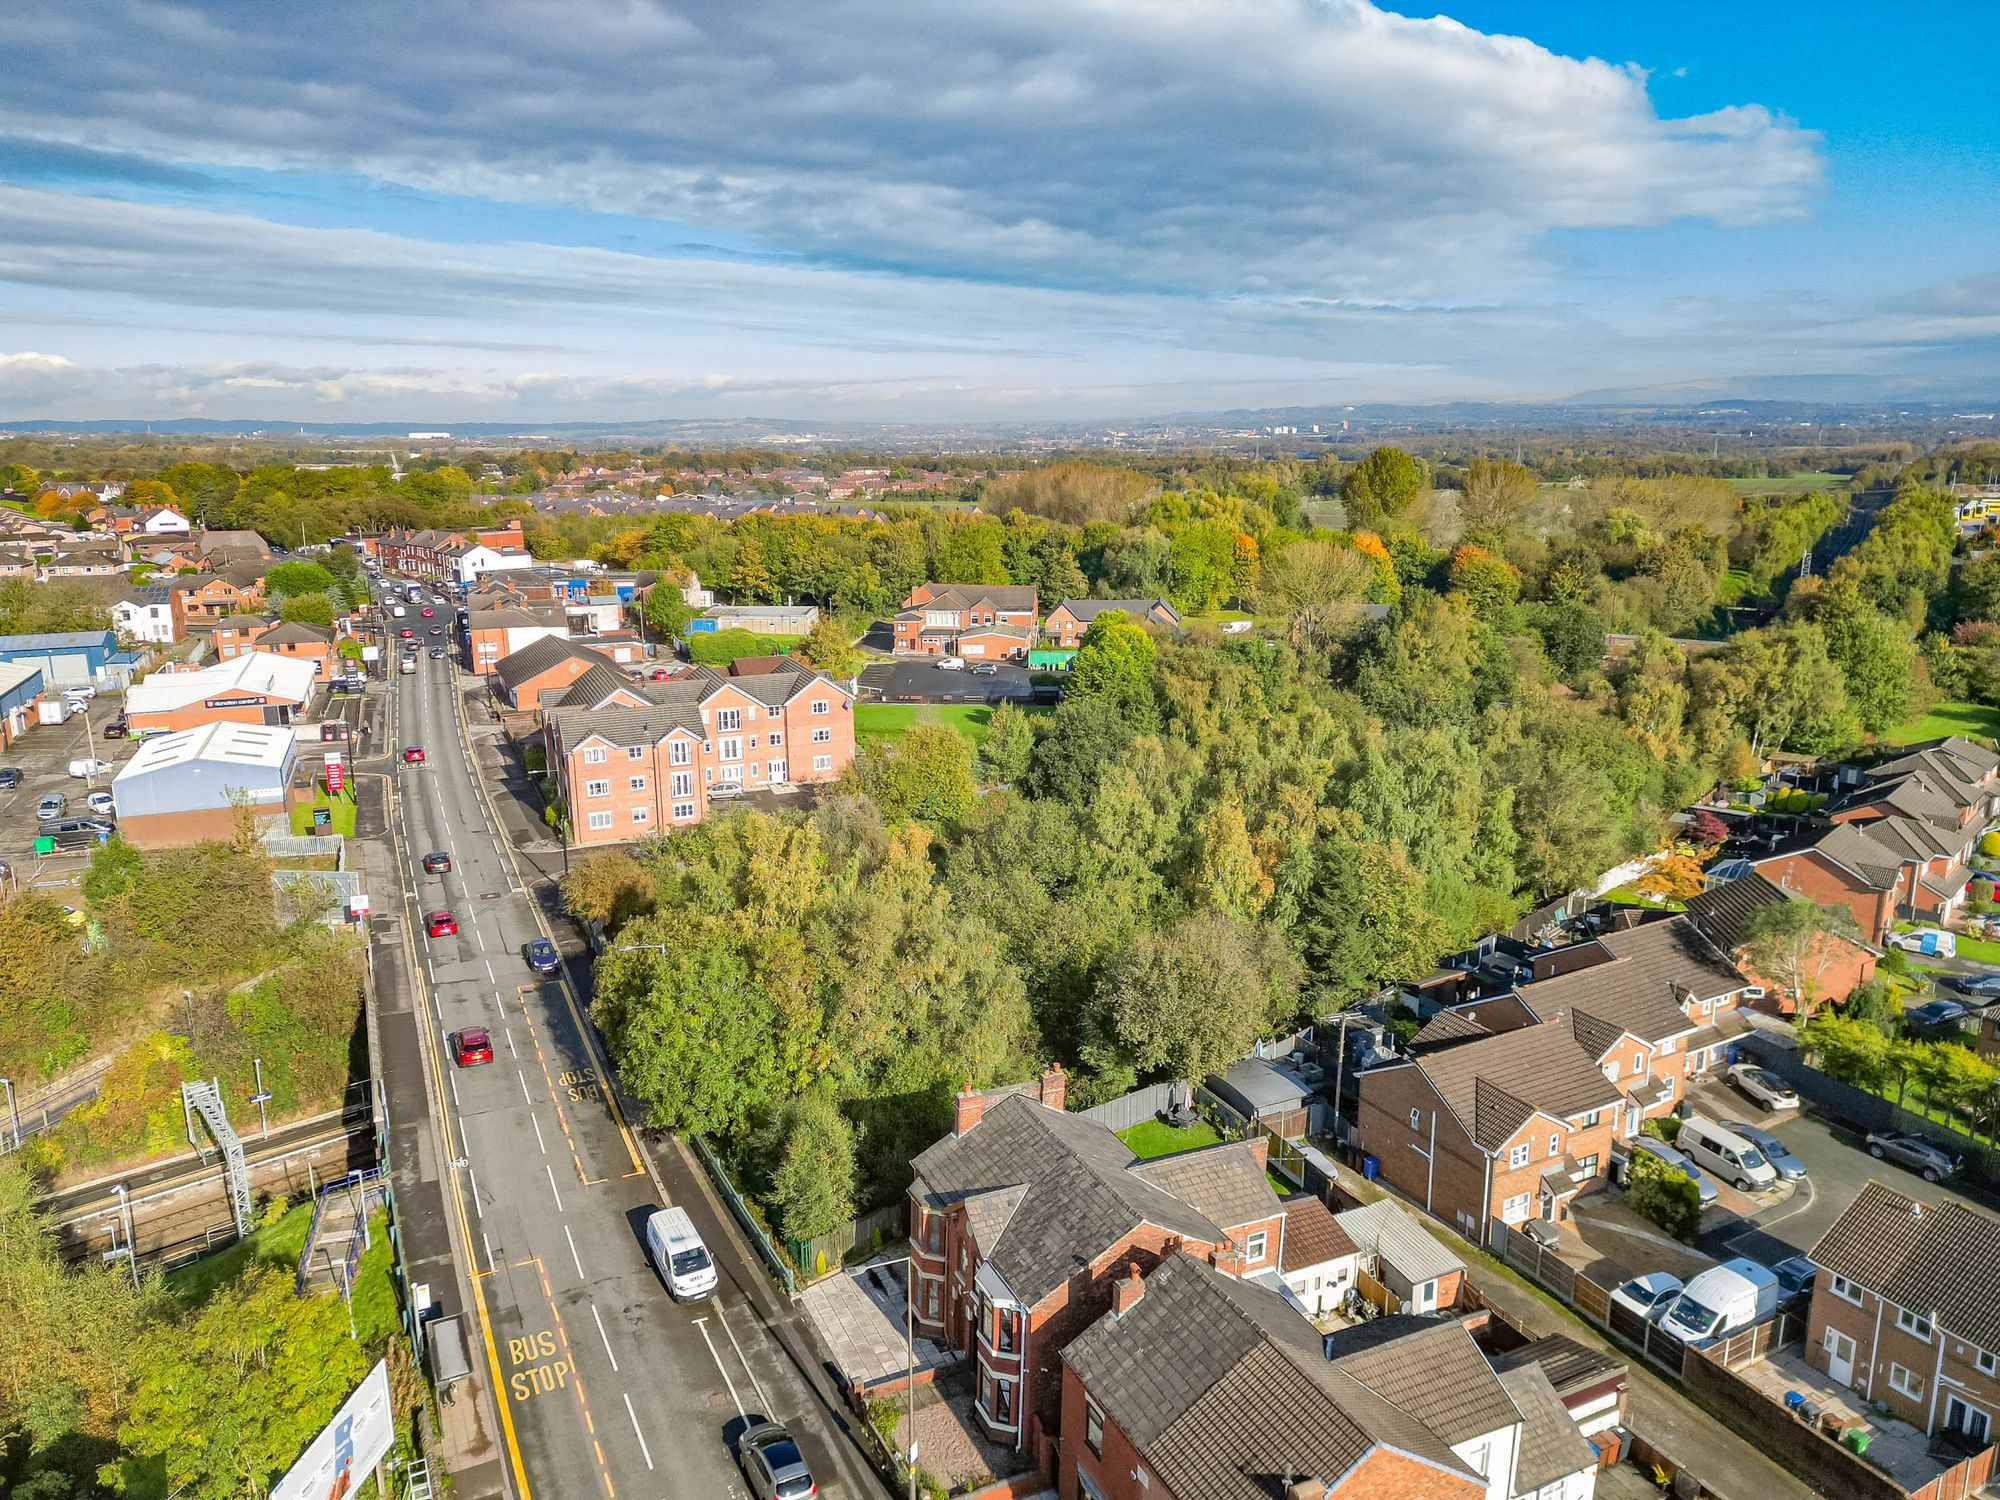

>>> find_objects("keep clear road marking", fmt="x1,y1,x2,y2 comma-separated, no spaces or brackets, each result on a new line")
621,1392,654,1471
692,1318,747,1418
591,1302,619,1372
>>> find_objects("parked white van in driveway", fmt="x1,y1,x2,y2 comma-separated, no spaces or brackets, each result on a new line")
645,1206,717,1301
1675,1116,1778,1191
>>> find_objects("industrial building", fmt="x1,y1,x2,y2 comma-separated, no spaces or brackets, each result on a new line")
0,630,124,689
124,652,319,735
0,660,44,748
111,721,300,846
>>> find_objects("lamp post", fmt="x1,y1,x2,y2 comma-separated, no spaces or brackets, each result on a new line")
1,1076,17,1150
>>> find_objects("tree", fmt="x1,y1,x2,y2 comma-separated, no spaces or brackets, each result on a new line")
1340,447,1426,532
1445,545,1522,618
976,702,1036,786
1096,910,1301,1084
1533,600,1607,683
560,851,656,935
262,560,337,599
1801,1013,1897,1091
278,592,335,626
1298,812,1450,1002
936,521,1008,585
1025,698,1133,804
1186,797,1271,921
1739,899,1862,1011
639,578,692,641
767,1085,857,1245
1456,457,1536,535
1066,611,1158,730
1255,540,1374,650
1686,808,1730,848
794,614,859,679
849,723,978,828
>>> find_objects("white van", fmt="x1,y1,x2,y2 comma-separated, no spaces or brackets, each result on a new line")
391,605,407,618
399,657,417,674
1675,1116,1778,1192
1662,1258,1779,1346
645,1206,717,1301
67,757,112,779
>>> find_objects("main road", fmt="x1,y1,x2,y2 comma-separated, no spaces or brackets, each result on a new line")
382,624,876,1500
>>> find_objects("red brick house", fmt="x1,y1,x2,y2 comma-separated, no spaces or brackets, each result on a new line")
892,583,1039,654
908,1073,1290,1452
1831,738,2000,834
492,636,618,713
168,568,268,635
1806,1181,2000,1448
1685,872,1879,1014
1042,597,1182,648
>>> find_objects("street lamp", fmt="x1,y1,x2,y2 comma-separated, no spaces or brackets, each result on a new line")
1,1076,18,1150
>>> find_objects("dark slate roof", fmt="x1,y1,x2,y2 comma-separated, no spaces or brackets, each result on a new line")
1130,1142,1282,1233
492,634,610,695
1491,1333,1627,1397
548,701,704,747
1516,917,1743,1046
910,583,1039,612
911,1092,1224,1306
1404,1022,1624,1152
1810,1181,2000,1352
1051,597,1182,625
1783,822,1906,892
1685,872,1801,954
1061,1254,1474,1500
1320,1316,1522,1445
1279,1194,1358,1273
1498,1364,1599,1491
551,662,636,710
258,621,332,646
1411,1007,1490,1051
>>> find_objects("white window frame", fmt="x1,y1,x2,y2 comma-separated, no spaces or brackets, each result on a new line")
1509,1143,1531,1170
627,745,645,761
1889,1362,1923,1399
1829,1273,1863,1305
768,730,782,746
630,807,649,824
812,727,832,743
1895,1308,1934,1341
1548,1132,1561,1158
671,771,693,797
715,707,742,731
586,810,613,831
581,746,608,765
628,776,647,791
1244,1230,1268,1261
1409,1107,1421,1131
813,754,833,772
669,739,691,766
672,801,696,820
1976,1349,1998,1378
811,699,830,714
584,779,610,798
720,736,742,762
1501,1193,1531,1224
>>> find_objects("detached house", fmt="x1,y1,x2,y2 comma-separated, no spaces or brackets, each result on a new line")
893,583,1039,656
168,566,269,635
1685,872,1879,1013
1806,1181,2000,1448
1043,597,1182,648
111,586,177,644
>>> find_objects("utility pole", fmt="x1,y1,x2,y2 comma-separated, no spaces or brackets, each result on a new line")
1,1076,17,1150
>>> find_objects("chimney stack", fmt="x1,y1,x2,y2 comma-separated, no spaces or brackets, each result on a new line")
1110,1261,1145,1316
1286,1482,1331,1500
953,1084,986,1137
1212,1243,1248,1277
1039,1062,1067,1112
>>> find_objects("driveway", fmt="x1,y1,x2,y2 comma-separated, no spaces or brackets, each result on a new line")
857,659,1042,703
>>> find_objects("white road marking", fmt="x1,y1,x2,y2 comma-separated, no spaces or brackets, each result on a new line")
517,1070,533,1107
564,1222,586,1279
504,1026,517,1058
447,1070,461,1110
716,1301,774,1413
622,1391,654,1470
485,959,495,982
592,1302,620,1373
483,1232,497,1272
545,1162,564,1213
466,1164,482,1218
531,1113,547,1155
692,1318,747,1418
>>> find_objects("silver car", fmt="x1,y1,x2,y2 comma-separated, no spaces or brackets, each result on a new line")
1727,1063,1800,1112
1865,1129,1960,1183
1629,1136,1719,1208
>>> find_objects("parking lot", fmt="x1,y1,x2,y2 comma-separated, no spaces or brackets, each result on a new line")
857,658,1043,703
0,691,136,884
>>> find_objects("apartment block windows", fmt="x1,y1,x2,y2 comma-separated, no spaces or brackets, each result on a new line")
672,802,696,820
627,746,645,761
811,699,830,714
581,746,608,765
631,807,649,824
811,727,832,743
584,780,610,798
628,776,646,791
669,740,691,766
720,737,742,762
813,755,833,772
715,707,741,731
671,771,693,797
586,811,613,831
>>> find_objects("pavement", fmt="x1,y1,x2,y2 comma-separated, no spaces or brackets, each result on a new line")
376,640,881,1500
857,658,1041,703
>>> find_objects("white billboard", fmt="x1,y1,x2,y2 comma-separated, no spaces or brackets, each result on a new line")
270,1359,394,1500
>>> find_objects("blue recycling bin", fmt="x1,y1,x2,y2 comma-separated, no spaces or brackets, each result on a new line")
1361,1154,1380,1181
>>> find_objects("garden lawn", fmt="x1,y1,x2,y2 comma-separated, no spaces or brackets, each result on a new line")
1886,700,2000,746
854,701,1050,750
1117,1118,1222,1159
688,628,804,665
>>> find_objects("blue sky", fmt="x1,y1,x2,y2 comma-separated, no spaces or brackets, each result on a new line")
0,1,1993,423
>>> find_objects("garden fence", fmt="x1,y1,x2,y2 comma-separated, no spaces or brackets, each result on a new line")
792,1200,907,1283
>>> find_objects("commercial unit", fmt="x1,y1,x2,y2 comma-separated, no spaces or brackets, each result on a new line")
124,653,319,736
110,721,299,847
0,630,122,690
467,607,569,676
0,660,45,748
687,603,820,636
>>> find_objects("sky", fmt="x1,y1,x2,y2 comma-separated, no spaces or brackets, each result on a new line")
0,0,1995,425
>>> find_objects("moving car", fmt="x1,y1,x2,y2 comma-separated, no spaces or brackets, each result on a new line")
1610,1271,1684,1322
403,746,426,763
934,655,966,671
0,767,20,789
1905,999,1969,1030
427,625,443,635
1729,1121,1806,1182
736,1420,816,1500
644,1205,718,1301
421,606,435,618
525,937,560,974
1725,1063,1799,1112
86,791,114,815
452,1028,494,1068
35,793,66,821
400,658,417,674
426,910,458,938
1865,1128,1960,1182
399,627,414,639
422,851,452,874
429,646,447,659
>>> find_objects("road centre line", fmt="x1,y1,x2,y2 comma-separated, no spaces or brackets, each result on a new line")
532,1113,547,1155
518,1070,534,1107
545,1162,565,1213
621,1392,654,1470
564,1222,586,1280
591,1302,620,1372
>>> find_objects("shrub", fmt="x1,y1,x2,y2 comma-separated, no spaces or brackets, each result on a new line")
1625,1148,1702,1241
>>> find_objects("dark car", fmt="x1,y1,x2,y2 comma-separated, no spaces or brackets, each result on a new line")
403,746,426,763
0,767,20,789
422,851,452,874
103,717,128,739
525,937,560,973
1906,999,1969,1029
453,1028,494,1067
426,910,458,938
1954,972,2000,1001
737,1421,816,1500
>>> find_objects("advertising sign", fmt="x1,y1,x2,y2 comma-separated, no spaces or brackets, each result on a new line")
270,1360,392,1500
325,752,345,795
204,695,265,709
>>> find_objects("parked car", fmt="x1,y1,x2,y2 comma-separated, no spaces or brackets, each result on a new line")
67,757,111,779
422,851,452,874
1676,1116,1778,1191
1726,1063,1800,1112
1662,1259,1780,1347
645,1206,718,1301
970,662,998,675
1906,1000,1970,1030
426,910,458,938
1610,1271,1684,1322
736,1420,815,1500
1520,1217,1562,1250
524,937,560,974
934,656,967,671
35,793,66,821
1889,927,1957,957
452,1028,494,1068
403,746,426,763
103,717,127,739
0,767,20,789
709,780,743,798
1865,1128,1960,1182
1729,1121,1806,1182
1771,1255,1817,1299
1953,972,2000,1000
86,791,114,816
1626,1137,1719,1208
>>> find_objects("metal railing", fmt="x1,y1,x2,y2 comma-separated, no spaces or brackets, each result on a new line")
690,1133,796,1296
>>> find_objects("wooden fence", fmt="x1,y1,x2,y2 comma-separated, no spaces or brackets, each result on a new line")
792,1200,907,1283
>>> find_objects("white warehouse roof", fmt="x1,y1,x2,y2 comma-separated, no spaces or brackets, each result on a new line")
125,652,318,715
113,721,298,816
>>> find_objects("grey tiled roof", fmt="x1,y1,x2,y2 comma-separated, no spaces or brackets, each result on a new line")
1321,1316,1522,1445
548,701,704,747
1131,1142,1282,1233
1517,917,1742,1046
1685,872,1800,954
1411,1007,1490,1050
1405,1023,1624,1152
1498,1364,1599,1491
546,659,848,746
1796,822,1906,892
1810,1181,2000,1353
552,662,637,709
1050,597,1181,625
493,634,610,694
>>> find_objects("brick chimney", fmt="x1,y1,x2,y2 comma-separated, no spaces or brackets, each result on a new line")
953,1085,986,1137
1286,1482,1331,1500
1244,1133,1269,1169
1110,1261,1145,1316
1038,1062,1067,1112
1211,1243,1248,1278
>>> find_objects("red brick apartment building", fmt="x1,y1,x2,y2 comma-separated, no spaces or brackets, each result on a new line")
907,1072,1290,1454
892,583,1039,655
541,661,854,843
1806,1182,2000,1447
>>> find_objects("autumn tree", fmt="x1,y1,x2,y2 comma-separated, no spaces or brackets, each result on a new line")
560,850,657,935
794,613,860,679
1456,457,1537,536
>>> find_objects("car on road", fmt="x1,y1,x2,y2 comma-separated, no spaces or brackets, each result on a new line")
427,625,443,635
1726,1063,1800,1112
934,655,966,671
1729,1120,1806,1182
35,793,65,821
1905,999,1970,1030
422,851,452,874
0,767,20,789
86,790,114,815
421,606,435,617
452,1028,494,1068
1627,1136,1719,1208
1610,1270,1684,1322
736,1420,816,1500
403,746,426,763
525,937,560,973
398,627,413,639
429,646,446,658
1953,972,2000,1000
426,910,458,938
1865,1128,1960,1182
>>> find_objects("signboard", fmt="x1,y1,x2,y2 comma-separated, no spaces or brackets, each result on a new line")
204,695,265,709
360,645,381,662
313,806,332,830
270,1360,393,1500
325,752,345,794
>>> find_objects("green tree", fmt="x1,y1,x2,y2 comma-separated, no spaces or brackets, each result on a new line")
1739,898,1862,1011
1298,812,1450,1002
794,614,860,679
1186,797,1271,921
1624,1145,1701,1240
1533,600,1607,683
1456,457,1537,536
976,702,1036,786
936,521,1009,585
1066,610,1158,730
278,592,335,627
261,560,336,599
768,1085,858,1244
640,578,693,641
1340,447,1426,532
1255,539,1375,651
850,723,978,827
1801,1013,1897,1091
1096,910,1301,1084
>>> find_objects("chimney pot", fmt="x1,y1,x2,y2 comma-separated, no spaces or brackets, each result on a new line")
1039,1062,1067,1112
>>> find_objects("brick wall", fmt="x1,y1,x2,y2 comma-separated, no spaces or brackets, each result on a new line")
1754,850,1897,943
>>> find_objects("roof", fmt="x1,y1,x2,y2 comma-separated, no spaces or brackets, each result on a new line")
257,621,333,647
1129,1142,1282,1233
546,661,850,749
910,583,1039,612
0,630,117,651
1331,1199,1466,1284
1061,1254,1476,1500
1395,1021,1624,1152
493,635,612,695
469,606,567,630
125,652,318,713
1210,1055,1312,1112
1810,1180,2000,1352
1686,872,1814,954
1491,1333,1628,1396
551,662,635,709
1515,917,1744,1046
1411,1007,1491,1050
1497,1364,1600,1491
1279,1195,1358,1273
0,660,44,697
1777,822,1907,892
114,720,296,777
726,654,796,676
1320,1316,1522,1444
1051,597,1182,625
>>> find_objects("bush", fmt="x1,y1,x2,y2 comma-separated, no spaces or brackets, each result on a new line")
1625,1147,1702,1241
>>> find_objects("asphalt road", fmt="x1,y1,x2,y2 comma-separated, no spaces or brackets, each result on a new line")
385,645,874,1500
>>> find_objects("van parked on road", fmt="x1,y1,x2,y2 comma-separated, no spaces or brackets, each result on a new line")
644,1206,717,1302
1676,1116,1779,1191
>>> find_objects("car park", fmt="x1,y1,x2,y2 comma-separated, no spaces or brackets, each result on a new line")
1865,1128,1960,1182
1610,1270,1684,1322
525,937,560,973
103,717,127,739
0,768,20,789
736,1420,816,1500
422,851,452,874
426,910,458,938
47,817,115,847
452,1028,494,1067
970,662,999,675
403,746,426,763
35,793,65,821
67,757,111,779
1725,1063,1800,1112
1728,1120,1806,1182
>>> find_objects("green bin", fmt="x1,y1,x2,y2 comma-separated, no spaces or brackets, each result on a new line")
1845,1428,1870,1455
32,836,55,856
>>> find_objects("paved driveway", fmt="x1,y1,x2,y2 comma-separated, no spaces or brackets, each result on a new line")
0,693,138,881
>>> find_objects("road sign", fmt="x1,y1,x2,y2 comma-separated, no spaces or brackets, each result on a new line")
325,751,345,794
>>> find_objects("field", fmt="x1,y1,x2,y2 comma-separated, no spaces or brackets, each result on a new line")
853,701,1050,749
1885,700,2000,746
1724,470,1848,495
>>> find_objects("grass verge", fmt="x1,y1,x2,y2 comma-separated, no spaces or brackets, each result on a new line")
1886,700,2000,746
854,701,1051,750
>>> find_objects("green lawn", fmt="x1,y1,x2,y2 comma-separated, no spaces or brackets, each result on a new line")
1603,884,1686,912
1714,568,1752,605
1725,470,1847,495
688,629,804,665
290,786,357,836
854,700,1051,750
1886,700,2000,746
1117,1118,1222,1159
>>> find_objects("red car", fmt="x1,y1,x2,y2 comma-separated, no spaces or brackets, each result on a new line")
452,1028,493,1067
398,628,413,639
403,746,425,763
426,910,457,938
421,607,435,618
